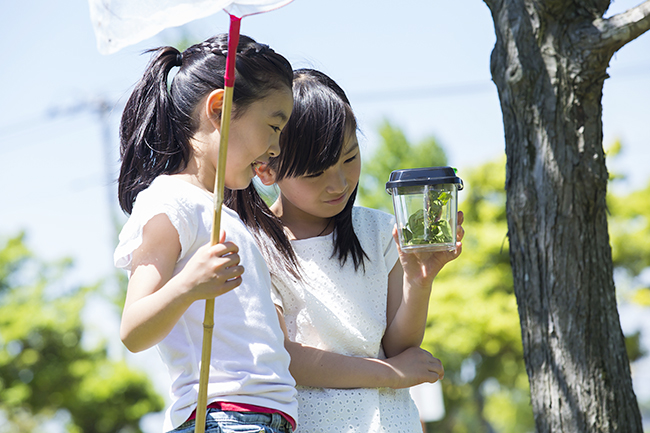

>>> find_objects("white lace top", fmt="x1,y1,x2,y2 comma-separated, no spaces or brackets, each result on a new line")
271,207,421,432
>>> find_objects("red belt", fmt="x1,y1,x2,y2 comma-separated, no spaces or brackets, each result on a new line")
187,401,296,430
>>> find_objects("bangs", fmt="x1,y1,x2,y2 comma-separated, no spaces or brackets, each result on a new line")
272,73,357,180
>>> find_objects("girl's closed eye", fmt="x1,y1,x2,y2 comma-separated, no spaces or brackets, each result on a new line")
305,171,324,179
344,154,358,163
270,125,281,133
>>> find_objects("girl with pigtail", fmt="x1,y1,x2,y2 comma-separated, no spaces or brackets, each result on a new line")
114,34,298,433
226,69,464,432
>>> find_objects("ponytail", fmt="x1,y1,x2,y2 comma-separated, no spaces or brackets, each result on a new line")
118,46,189,213
118,34,292,214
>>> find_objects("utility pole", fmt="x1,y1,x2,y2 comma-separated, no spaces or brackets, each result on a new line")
48,96,123,269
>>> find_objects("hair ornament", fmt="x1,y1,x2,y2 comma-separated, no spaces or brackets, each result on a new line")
255,43,270,53
175,52,183,67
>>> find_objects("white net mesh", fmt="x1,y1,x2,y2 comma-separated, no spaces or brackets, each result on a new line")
88,0,294,54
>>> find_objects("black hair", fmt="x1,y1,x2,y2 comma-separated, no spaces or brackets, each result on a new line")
225,69,368,279
117,34,293,214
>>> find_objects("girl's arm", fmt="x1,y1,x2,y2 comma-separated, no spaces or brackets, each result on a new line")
382,211,464,358
276,307,443,389
120,214,243,352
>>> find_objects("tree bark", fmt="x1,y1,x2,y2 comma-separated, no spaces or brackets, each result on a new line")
482,0,650,431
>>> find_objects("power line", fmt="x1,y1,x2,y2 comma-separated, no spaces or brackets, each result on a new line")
351,63,650,103
0,97,124,146
1,63,648,142
351,80,495,104
46,97,123,245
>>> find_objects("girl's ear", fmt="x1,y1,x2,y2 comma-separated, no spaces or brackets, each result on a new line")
205,89,225,128
255,163,277,186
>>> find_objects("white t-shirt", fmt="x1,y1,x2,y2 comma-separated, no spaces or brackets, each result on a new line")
271,206,421,433
115,175,298,431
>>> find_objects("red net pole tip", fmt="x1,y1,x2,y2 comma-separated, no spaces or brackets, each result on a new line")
224,15,242,88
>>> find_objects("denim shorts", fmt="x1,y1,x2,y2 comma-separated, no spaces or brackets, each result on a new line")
168,408,294,433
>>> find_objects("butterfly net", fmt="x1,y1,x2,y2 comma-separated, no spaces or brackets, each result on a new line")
88,0,293,54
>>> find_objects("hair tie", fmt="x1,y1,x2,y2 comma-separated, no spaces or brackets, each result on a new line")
175,52,183,67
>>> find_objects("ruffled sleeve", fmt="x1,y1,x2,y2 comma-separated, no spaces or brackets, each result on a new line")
114,178,198,271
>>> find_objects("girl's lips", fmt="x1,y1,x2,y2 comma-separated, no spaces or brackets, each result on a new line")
325,193,347,205
252,161,266,176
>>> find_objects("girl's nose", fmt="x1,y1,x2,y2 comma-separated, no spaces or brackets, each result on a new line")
268,140,280,158
327,168,347,193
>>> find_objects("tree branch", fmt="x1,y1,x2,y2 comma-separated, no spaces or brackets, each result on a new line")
594,0,650,51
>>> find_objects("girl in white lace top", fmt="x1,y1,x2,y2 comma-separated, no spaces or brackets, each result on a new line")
226,69,464,432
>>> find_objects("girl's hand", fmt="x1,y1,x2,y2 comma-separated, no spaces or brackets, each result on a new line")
122,215,245,352
394,210,464,289
385,346,444,389
176,231,244,302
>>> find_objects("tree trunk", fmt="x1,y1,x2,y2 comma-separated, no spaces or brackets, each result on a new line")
482,0,650,431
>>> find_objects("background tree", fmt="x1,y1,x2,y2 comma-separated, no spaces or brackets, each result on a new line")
0,233,164,433
481,1,650,431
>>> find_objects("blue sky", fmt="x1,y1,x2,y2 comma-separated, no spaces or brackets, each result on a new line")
0,1,649,430
1,0,648,284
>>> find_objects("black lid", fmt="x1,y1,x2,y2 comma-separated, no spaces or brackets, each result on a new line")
386,166,464,193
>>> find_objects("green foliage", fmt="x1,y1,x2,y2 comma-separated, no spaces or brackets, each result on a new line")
358,120,447,213
607,139,650,305
0,233,164,432
607,168,650,362
422,158,534,433
624,331,645,363
400,189,454,247
608,180,650,284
